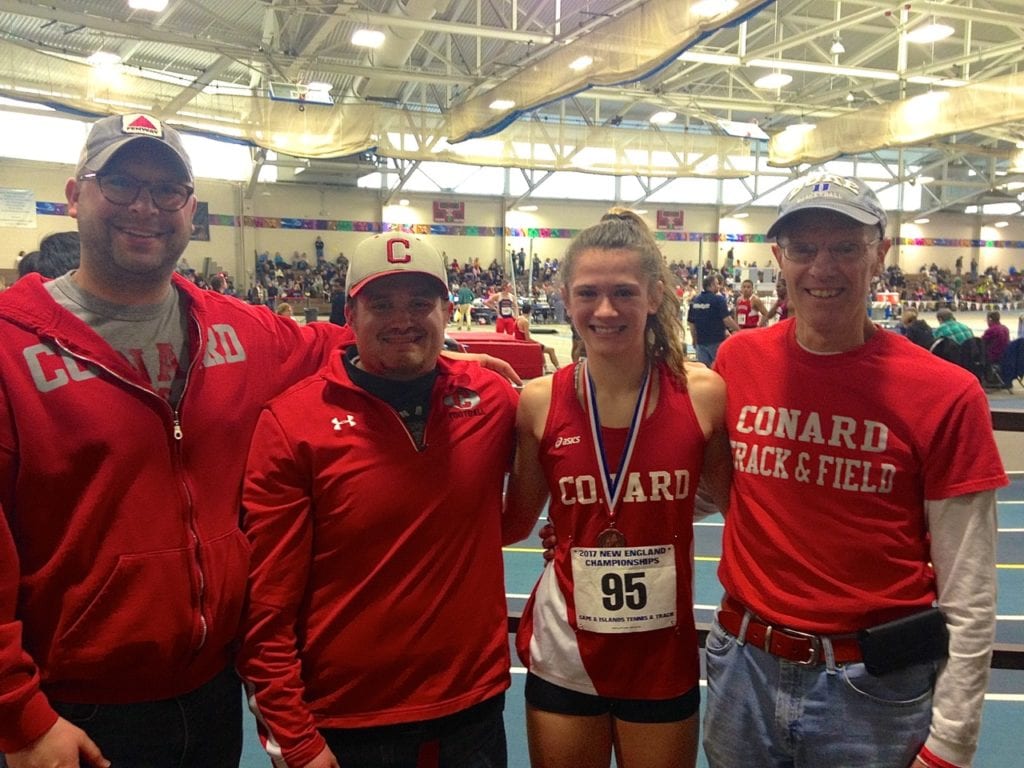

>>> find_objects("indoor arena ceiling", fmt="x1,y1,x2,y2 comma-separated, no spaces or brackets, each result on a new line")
1,0,1024,213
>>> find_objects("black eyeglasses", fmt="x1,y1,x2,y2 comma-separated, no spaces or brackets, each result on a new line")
79,172,194,212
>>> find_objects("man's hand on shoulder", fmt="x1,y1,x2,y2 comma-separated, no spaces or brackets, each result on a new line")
442,350,522,386
539,523,557,563
6,718,109,768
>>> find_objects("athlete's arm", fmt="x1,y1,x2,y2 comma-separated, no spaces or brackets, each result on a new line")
759,302,778,326
920,490,998,768
684,364,732,515
300,745,341,768
752,295,770,318
503,377,553,545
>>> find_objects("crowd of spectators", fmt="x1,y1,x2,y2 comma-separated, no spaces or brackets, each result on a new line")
47,233,1016,323
898,261,1024,310
170,241,572,318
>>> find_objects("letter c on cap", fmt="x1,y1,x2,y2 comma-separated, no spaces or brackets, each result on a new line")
387,238,412,264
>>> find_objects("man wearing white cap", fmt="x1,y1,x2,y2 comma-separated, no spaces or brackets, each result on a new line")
703,173,1005,768
0,114,514,768
237,233,517,768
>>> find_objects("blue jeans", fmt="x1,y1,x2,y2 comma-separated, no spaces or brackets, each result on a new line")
703,621,935,768
322,695,506,768
695,342,723,367
4,666,243,768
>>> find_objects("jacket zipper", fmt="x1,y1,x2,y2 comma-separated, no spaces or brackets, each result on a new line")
385,401,429,452
52,322,209,651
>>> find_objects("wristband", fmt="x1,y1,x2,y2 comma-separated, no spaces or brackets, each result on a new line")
916,746,962,768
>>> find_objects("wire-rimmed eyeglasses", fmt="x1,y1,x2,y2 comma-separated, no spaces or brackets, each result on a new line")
79,172,194,212
778,239,880,264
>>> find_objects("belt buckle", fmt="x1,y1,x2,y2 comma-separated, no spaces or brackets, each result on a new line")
766,625,821,665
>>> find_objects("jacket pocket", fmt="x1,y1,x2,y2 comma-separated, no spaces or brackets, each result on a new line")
52,547,195,674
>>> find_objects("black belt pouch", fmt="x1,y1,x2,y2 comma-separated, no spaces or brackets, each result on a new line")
857,608,949,676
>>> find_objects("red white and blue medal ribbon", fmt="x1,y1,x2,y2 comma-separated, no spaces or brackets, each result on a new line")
582,360,653,547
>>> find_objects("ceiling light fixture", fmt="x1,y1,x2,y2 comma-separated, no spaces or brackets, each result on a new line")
995,220,1009,228
829,34,845,55
398,198,410,206
678,51,737,66
650,110,677,125
129,0,169,10
718,119,770,140
678,52,964,87
906,22,954,44
569,55,593,72
734,212,749,219
352,29,385,48
846,91,856,103
753,72,792,89
913,217,930,224
489,99,515,110
87,51,122,67
692,0,738,18
518,205,538,212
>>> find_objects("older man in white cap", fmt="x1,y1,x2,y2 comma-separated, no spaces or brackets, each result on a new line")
236,233,517,768
703,173,1005,768
0,115,514,768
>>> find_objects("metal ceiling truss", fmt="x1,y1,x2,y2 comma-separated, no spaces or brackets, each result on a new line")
1,0,1023,216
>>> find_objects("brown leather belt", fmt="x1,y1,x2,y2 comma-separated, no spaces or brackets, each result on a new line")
717,596,862,666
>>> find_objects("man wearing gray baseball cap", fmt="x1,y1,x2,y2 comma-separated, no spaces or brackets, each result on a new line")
703,172,1004,768
0,112,365,767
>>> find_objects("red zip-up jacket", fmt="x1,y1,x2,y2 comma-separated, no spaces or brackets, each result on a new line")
0,273,351,753
238,353,517,766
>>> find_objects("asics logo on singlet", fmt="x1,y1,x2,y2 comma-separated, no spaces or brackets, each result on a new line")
554,435,581,448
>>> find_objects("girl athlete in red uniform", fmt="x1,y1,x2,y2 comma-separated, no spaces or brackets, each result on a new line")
503,210,731,768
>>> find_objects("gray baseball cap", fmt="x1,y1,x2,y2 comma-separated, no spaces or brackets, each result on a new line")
767,173,887,239
76,113,193,184
346,234,449,298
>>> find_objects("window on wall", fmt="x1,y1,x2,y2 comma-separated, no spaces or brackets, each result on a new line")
529,172,616,200
0,111,87,166
0,109,251,182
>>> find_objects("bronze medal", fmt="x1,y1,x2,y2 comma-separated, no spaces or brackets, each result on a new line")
596,527,627,548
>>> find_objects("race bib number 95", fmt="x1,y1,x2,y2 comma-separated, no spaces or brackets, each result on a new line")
571,545,676,634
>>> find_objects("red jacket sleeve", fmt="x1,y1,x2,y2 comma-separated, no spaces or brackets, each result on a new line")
0,501,59,753
236,408,327,767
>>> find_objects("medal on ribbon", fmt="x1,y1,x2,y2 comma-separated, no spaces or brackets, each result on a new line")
582,360,653,549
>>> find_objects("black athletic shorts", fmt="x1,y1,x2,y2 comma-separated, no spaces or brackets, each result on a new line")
524,672,699,724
